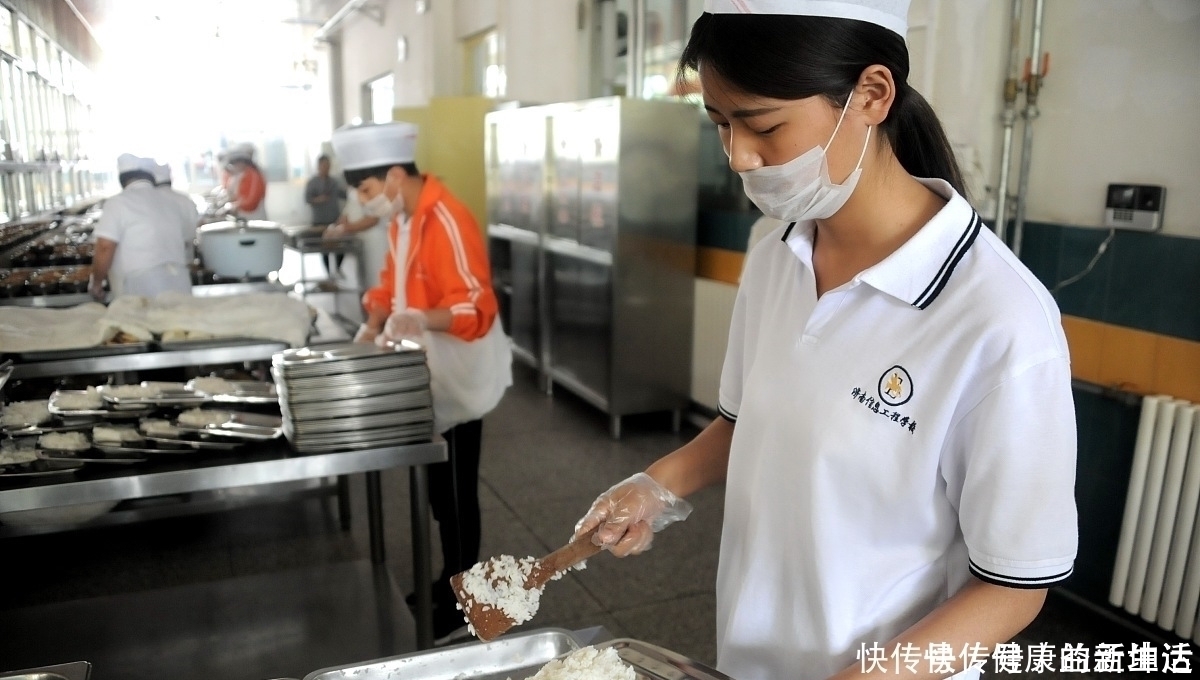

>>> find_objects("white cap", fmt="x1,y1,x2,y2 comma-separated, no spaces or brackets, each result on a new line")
330,122,418,171
227,142,256,162
704,0,909,37
117,153,156,175
152,162,172,185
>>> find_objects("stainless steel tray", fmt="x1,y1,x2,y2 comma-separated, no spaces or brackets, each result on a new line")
281,393,432,420
143,435,243,451
40,449,148,464
3,417,99,437
185,378,278,404
0,660,92,680
597,639,735,680
302,628,580,680
96,382,211,407
176,411,284,440
14,341,151,362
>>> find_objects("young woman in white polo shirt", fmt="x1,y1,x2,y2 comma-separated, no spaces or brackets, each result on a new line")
572,2,1078,679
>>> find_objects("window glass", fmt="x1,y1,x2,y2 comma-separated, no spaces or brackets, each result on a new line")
16,20,32,68
0,7,14,56
37,36,51,80
367,74,394,124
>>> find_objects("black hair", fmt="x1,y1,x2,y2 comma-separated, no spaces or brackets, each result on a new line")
342,162,420,188
317,154,330,163
678,14,965,197
119,170,156,188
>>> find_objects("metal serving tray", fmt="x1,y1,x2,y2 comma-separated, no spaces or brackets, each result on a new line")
13,342,150,362
302,628,580,680
96,382,210,407
176,411,284,440
596,639,735,680
185,378,278,404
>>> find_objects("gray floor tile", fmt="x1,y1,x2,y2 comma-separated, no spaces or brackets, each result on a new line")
612,592,719,668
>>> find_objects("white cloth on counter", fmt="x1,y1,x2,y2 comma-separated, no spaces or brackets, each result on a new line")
0,303,121,353
104,292,315,348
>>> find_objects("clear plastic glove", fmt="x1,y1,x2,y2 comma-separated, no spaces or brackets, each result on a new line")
378,309,427,343
573,472,692,557
322,224,344,240
353,323,378,344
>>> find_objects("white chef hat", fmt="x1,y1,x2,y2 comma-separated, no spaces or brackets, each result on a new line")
152,162,172,185
330,122,418,171
117,153,157,175
704,0,909,37
226,142,256,162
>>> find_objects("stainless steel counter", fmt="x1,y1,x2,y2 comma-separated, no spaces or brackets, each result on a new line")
8,339,288,379
0,440,447,649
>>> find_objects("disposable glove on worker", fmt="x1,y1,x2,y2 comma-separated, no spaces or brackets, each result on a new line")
353,323,378,344
572,472,692,557
374,309,427,347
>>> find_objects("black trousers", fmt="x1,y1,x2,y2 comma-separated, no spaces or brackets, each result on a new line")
428,418,483,604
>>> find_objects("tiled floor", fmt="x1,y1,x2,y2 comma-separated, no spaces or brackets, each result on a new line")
0,362,1187,678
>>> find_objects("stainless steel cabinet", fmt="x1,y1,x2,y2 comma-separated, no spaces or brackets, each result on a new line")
486,97,698,438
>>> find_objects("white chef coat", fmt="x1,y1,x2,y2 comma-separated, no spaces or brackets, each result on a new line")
344,192,388,289
93,180,194,297
715,178,1077,680
158,184,200,256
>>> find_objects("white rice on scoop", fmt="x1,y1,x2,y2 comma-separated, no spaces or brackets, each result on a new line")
523,646,636,680
457,554,544,634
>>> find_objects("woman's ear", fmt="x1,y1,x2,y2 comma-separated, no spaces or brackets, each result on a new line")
855,64,897,126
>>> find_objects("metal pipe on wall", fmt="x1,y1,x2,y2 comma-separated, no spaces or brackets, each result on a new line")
1011,0,1048,258
993,0,1024,244
628,0,647,98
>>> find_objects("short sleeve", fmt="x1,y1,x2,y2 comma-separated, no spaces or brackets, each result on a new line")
717,286,749,423
943,356,1078,588
92,199,124,243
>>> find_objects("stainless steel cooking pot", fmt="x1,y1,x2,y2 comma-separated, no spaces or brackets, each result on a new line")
197,219,285,278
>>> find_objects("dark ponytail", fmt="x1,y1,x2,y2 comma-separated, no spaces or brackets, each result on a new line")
678,13,966,197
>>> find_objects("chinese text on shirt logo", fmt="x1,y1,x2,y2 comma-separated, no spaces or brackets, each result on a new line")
852,387,917,434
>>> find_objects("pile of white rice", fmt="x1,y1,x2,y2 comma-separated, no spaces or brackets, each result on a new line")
0,442,38,466
54,387,103,411
524,646,636,680
39,431,90,451
92,425,142,444
1,401,51,428
190,377,233,395
178,409,233,428
140,419,182,438
103,384,161,399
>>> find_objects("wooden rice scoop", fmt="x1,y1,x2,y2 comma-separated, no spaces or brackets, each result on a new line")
450,527,604,642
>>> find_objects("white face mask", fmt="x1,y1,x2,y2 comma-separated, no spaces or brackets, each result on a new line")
737,93,872,222
363,192,393,220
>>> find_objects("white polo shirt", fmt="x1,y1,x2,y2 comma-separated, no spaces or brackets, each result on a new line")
715,179,1077,680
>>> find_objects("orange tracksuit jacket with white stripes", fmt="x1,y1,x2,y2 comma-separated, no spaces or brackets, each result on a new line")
361,174,497,341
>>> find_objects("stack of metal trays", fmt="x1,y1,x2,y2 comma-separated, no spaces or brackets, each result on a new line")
272,340,434,453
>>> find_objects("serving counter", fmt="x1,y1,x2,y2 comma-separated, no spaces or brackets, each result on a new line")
7,338,289,380
0,438,448,650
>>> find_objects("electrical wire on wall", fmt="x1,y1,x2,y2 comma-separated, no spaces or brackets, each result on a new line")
1051,228,1115,296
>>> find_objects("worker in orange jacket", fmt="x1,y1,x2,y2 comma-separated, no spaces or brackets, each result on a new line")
332,121,512,643
225,142,267,220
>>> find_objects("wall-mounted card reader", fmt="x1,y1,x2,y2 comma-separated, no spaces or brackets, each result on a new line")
1105,184,1165,232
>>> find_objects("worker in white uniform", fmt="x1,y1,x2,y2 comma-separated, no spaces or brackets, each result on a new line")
572,2,1078,679
152,161,201,262
90,154,195,299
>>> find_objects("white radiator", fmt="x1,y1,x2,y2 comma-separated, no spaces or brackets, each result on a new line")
1109,395,1200,638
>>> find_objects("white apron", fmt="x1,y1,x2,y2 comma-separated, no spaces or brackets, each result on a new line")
119,262,193,298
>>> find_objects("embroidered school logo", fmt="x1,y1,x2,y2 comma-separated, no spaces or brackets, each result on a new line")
878,365,913,407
